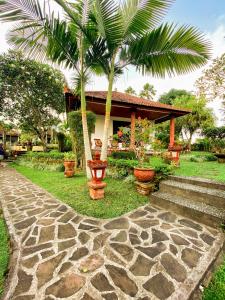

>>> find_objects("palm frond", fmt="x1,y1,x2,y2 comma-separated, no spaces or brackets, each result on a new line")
0,0,44,22
121,0,173,38
127,23,211,77
94,0,124,51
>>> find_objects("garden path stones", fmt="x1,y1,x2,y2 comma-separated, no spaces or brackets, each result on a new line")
0,166,224,300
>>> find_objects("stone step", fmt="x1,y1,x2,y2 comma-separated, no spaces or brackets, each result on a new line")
150,192,225,228
160,180,225,210
169,175,225,191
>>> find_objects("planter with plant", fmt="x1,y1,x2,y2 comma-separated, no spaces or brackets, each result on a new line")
133,118,155,182
64,152,76,178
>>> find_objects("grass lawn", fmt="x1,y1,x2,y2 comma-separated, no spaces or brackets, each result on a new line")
203,257,225,300
0,212,9,297
11,164,149,219
174,152,225,182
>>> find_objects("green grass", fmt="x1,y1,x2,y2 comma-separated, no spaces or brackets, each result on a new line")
11,164,149,219
175,152,225,182
0,214,9,297
203,257,225,300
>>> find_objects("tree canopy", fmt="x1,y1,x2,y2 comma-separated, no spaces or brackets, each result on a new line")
196,53,225,101
139,83,156,100
173,95,215,146
159,89,192,105
125,86,136,95
0,51,65,150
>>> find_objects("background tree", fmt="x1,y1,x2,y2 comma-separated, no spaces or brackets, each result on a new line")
0,51,65,151
196,53,225,119
124,86,136,95
173,95,215,148
196,53,225,100
139,83,156,100
68,111,96,168
0,120,14,149
159,89,192,105
203,126,225,153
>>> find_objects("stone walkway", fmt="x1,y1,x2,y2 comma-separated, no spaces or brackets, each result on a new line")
0,167,224,300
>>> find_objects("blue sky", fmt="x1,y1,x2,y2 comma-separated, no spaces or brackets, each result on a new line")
165,0,225,32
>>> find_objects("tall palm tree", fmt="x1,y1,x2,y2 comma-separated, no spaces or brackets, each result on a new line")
91,0,211,160
0,0,98,177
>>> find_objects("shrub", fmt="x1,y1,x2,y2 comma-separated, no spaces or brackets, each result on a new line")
192,138,211,152
68,111,96,167
107,158,138,178
189,153,217,162
111,151,136,160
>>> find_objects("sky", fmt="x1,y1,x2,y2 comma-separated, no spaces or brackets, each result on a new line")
0,0,224,124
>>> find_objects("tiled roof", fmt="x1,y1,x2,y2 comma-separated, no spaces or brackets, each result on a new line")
85,91,190,113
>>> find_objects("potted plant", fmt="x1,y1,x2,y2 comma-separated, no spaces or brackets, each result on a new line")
133,118,155,182
64,152,76,177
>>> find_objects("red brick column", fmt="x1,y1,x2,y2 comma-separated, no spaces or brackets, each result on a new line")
130,111,136,149
169,117,175,147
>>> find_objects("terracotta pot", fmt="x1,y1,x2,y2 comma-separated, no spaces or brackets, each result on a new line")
134,167,155,182
64,160,75,178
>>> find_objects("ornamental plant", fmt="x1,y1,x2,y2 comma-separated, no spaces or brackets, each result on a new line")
134,118,154,167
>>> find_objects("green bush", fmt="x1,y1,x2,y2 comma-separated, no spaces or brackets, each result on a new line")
16,159,64,172
17,150,65,172
25,150,65,160
192,138,211,152
107,158,173,181
190,153,217,163
107,158,138,178
111,151,136,160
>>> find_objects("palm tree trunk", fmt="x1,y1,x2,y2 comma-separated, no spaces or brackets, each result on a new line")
79,37,92,178
101,54,116,161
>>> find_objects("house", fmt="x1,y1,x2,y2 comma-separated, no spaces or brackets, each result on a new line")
65,90,191,148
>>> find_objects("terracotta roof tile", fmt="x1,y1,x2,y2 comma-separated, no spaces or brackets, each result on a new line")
85,91,190,113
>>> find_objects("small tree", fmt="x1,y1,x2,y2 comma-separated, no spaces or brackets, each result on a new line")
68,111,96,169
139,83,156,101
124,86,136,95
203,126,225,153
0,51,65,151
196,53,225,101
159,89,192,105
173,95,215,148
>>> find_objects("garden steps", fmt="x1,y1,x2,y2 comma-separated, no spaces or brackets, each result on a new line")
151,176,225,228
169,175,225,191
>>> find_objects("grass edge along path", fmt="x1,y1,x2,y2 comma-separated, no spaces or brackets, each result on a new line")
10,164,149,219
0,212,10,297
203,255,225,300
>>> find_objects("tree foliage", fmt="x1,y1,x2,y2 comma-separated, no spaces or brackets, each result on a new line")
68,111,96,167
139,83,156,100
124,86,136,95
0,51,65,150
159,89,192,105
173,95,215,146
196,53,225,101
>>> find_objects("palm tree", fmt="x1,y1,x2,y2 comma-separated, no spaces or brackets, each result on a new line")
139,83,156,100
0,0,98,178
91,0,211,160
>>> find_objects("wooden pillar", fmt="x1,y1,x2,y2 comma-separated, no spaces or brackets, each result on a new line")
130,111,136,149
169,117,175,147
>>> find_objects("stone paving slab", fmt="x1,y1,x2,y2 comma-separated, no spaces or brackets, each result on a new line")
0,166,224,300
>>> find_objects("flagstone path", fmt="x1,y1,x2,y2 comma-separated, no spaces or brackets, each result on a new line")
0,166,224,300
